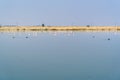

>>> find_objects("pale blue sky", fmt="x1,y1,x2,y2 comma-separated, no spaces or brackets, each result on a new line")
0,0,120,26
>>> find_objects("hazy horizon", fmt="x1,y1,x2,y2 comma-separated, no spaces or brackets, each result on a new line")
0,0,120,26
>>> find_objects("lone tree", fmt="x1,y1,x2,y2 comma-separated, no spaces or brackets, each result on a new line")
86,25,90,27
42,24,45,27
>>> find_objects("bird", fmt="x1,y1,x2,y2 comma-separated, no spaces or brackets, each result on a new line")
26,36,28,38
108,38,110,40
12,36,15,39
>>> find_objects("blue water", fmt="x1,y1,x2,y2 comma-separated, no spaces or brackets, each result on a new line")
0,31,120,80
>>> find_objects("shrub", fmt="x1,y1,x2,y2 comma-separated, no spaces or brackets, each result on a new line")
42,24,45,27
86,25,90,27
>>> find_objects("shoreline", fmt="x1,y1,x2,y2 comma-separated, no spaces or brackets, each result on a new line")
0,26,120,31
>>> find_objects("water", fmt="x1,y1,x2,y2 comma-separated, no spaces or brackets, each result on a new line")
0,31,120,80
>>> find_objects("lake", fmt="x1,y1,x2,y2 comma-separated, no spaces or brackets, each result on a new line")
0,31,120,80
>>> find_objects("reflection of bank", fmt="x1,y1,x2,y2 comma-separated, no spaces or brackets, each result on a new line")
0,31,119,38
1,31,76,38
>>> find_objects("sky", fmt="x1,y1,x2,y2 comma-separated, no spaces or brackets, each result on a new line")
0,0,120,26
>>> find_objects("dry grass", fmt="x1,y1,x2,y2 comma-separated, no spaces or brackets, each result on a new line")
0,26,120,32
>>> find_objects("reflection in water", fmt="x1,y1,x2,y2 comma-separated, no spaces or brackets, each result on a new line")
0,31,77,38
1,31,120,40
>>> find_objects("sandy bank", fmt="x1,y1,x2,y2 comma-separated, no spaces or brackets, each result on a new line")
0,26,120,31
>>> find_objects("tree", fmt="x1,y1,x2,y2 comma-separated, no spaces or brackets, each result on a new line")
86,25,90,27
42,24,45,27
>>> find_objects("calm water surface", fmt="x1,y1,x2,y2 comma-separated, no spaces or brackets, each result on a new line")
0,31,120,80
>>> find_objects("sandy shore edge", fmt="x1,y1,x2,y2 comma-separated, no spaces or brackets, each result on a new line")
0,26,120,31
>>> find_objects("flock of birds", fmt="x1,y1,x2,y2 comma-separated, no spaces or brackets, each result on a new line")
11,35,111,41
92,36,111,41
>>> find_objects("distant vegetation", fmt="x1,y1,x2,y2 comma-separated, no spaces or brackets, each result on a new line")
86,25,90,27
42,24,45,27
